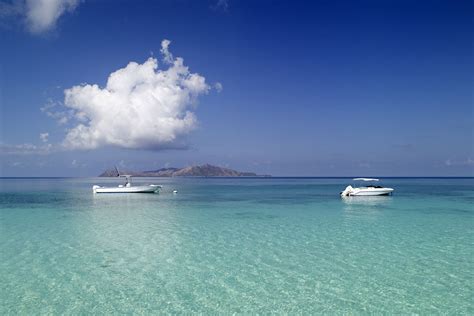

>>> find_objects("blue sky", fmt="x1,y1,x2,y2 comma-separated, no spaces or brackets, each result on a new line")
0,0,472,176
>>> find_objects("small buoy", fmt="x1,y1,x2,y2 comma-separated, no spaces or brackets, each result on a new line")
173,190,178,194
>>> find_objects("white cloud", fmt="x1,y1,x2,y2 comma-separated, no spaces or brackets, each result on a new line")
445,158,474,167
0,143,53,155
0,0,81,33
39,132,49,142
71,159,86,168
41,99,72,125
211,0,229,11
61,40,210,150
214,82,223,93
26,0,80,33
160,39,174,64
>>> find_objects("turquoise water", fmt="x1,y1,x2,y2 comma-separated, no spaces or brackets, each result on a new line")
1,177,473,314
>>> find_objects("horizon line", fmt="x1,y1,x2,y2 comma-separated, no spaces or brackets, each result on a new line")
1,176,473,179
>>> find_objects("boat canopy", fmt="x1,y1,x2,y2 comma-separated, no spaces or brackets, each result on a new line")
353,178,379,181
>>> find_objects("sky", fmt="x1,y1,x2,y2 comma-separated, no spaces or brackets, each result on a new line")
0,0,472,177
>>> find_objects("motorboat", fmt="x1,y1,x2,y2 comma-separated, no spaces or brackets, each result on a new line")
340,178,394,197
93,173,161,194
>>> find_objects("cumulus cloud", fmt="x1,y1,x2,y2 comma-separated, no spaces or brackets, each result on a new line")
0,0,81,33
61,40,210,150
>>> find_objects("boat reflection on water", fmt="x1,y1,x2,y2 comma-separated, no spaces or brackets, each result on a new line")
342,196,394,221
91,190,162,211
341,195,393,207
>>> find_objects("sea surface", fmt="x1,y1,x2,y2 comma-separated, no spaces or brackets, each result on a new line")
1,177,473,314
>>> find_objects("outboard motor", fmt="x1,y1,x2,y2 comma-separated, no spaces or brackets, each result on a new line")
340,185,353,197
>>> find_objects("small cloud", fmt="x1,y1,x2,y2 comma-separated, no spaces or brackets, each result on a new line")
0,142,53,155
0,0,82,34
211,0,229,11
160,39,174,64
41,98,72,125
214,82,223,93
359,162,371,168
445,158,474,167
39,132,49,142
71,159,86,168
26,0,81,33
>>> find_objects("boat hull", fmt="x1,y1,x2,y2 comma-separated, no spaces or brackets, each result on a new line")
93,185,161,193
348,188,394,196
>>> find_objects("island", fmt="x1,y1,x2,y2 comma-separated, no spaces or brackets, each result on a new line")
99,163,270,177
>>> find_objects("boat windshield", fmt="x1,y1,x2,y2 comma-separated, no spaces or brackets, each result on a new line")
353,178,382,188
353,178,379,181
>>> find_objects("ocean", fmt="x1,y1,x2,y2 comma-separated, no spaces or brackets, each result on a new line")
1,177,473,314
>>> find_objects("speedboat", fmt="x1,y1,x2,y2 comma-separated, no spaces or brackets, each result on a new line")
340,178,394,197
93,175,161,194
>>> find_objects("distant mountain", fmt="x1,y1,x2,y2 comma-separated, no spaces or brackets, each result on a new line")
98,169,122,177
99,164,267,177
142,167,180,177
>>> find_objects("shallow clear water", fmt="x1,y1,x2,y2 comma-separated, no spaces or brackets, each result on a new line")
1,177,473,314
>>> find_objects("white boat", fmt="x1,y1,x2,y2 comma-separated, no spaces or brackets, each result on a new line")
93,174,162,194
340,178,394,197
